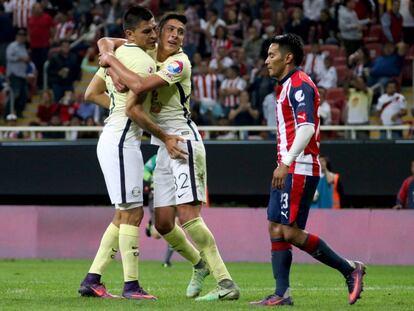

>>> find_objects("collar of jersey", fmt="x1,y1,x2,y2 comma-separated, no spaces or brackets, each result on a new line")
278,67,299,85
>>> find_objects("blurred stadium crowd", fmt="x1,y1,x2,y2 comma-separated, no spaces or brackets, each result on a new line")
0,0,413,140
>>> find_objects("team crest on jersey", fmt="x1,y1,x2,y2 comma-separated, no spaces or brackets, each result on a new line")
167,60,183,74
295,90,305,102
148,67,154,73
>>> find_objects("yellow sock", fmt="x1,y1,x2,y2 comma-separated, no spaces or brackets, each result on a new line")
119,224,139,282
162,224,201,265
183,217,231,282
89,222,119,275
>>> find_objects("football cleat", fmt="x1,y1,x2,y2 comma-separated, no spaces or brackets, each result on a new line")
122,287,157,300
195,284,240,301
78,282,118,298
186,266,210,298
250,294,294,306
346,261,366,305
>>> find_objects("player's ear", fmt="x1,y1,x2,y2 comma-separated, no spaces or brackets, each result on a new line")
125,29,133,40
285,52,294,65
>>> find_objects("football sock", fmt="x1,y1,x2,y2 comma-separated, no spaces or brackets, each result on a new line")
88,222,119,276
271,238,292,297
164,244,174,264
162,224,201,265
182,217,231,282
299,233,354,276
119,224,139,282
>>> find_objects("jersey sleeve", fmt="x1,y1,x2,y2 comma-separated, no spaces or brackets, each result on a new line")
95,67,106,80
155,55,190,86
289,82,316,126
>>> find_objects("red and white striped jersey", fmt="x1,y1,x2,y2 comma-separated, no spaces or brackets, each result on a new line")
275,68,320,176
192,73,218,101
220,77,247,108
10,0,36,28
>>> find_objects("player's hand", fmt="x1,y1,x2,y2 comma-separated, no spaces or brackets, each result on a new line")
106,68,128,93
98,51,115,68
272,164,289,190
165,135,188,160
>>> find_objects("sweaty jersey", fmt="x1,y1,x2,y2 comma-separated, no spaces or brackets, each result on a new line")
96,43,156,145
149,49,201,145
275,68,320,176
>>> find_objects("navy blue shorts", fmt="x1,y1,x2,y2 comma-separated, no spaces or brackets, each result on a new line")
267,173,319,229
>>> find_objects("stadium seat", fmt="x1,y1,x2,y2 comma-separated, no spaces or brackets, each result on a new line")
335,65,350,86
321,44,339,57
326,87,346,103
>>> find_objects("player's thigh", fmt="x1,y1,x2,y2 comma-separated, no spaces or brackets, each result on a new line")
172,140,207,205
268,174,319,232
153,146,176,208
97,137,144,204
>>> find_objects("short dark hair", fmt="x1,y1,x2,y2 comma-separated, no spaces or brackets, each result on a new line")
123,5,153,31
270,33,304,66
158,12,187,32
385,79,398,88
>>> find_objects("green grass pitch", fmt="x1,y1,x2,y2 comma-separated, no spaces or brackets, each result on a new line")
1,259,413,310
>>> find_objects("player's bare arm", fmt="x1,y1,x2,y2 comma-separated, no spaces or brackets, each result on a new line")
125,91,188,160
84,74,110,109
97,37,127,55
100,52,168,94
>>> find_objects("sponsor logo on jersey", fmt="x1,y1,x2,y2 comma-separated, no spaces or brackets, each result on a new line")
167,60,184,74
295,90,305,102
297,112,307,122
148,67,154,73
132,186,141,197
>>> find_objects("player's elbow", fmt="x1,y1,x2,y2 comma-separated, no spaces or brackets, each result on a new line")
130,82,144,96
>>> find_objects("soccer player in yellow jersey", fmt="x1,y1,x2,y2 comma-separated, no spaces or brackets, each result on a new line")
98,13,240,301
78,6,185,300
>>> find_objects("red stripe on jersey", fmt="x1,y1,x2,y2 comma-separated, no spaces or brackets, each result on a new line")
289,174,306,224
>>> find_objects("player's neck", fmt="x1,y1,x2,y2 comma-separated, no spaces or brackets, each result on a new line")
277,65,296,82
157,47,179,62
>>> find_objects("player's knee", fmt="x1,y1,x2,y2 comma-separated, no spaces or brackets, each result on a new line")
154,219,175,235
118,204,143,226
268,222,284,238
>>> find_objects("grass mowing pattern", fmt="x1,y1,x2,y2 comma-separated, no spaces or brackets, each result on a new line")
0,259,413,310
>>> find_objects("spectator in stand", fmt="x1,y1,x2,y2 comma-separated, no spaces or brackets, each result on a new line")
228,90,259,138
317,55,337,89
211,25,233,59
223,8,240,44
238,6,262,42
43,113,65,139
78,116,99,139
209,46,234,78
57,90,79,125
284,6,311,44
103,0,124,37
381,0,403,43
400,0,414,44
36,89,55,125
242,26,263,66
367,41,407,87
348,46,371,79
260,25,277,59
53,11,75,44
200,7,226,56
233,47,251,82
47,39,79,102
7,0,36,29
192,60,221,124
28,2,54,89
303,0,327,22
5,29,29,118
393,160,414,209
250,63,274,113
219,65,247,117
65,113,82,141
312,155,344,209
344,75,373,138
262,91,276,139
0,3,14,68
375,80,407,138
313,8,338,44
303,42,328,82
77,97,97,121
183,0,201,61
338,0,370,57
2,113,24,139
318,87,332,125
